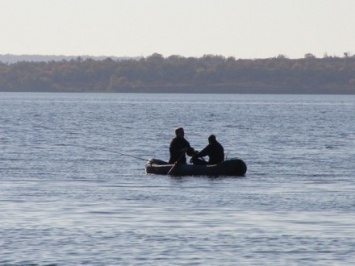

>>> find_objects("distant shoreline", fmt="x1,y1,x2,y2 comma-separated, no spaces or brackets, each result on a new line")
1,54,354,94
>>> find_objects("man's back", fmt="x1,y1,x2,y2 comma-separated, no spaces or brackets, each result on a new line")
199,140,224,165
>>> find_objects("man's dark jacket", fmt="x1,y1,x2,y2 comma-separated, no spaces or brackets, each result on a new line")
198,140,224,164
169,137,191,164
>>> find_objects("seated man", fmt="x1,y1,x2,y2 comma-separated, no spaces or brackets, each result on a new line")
191,134,224,165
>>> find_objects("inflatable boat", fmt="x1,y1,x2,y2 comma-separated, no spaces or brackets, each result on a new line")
145,158,247,177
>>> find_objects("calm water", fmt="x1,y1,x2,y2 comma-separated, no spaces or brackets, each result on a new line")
0,93,354,265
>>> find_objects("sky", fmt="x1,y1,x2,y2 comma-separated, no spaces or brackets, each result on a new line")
1,0,354,59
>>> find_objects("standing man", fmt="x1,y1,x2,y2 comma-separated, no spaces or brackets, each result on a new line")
169,127,192,164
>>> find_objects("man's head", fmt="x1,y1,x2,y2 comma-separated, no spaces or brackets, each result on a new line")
175,127,185,138
208,134,216,143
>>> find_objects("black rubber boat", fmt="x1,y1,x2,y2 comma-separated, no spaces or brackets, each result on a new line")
145,158,247,177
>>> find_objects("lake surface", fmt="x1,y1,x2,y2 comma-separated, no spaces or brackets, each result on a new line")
1,93,354,265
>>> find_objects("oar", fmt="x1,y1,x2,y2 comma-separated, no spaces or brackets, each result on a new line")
167,152,185,176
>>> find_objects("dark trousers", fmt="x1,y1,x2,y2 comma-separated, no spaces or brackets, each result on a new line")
191,157,208,165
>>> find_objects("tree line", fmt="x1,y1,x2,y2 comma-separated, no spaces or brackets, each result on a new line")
0,53,354,94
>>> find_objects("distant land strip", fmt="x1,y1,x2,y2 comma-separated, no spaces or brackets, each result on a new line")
1,53,354,94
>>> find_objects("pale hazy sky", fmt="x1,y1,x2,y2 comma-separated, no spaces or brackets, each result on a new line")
1,0,354,59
